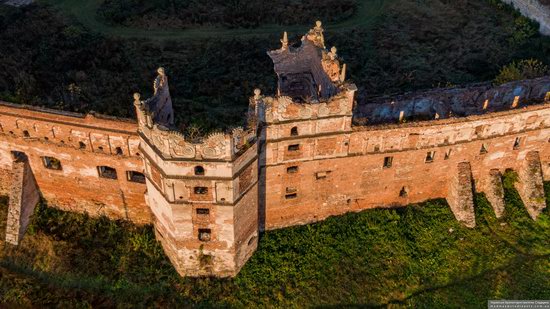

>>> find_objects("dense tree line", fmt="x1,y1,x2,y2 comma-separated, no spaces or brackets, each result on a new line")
0,0,549,134
98,0,357,29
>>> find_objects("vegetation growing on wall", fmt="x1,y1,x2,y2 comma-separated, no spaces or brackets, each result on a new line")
494,59,549,85
0,174,549,307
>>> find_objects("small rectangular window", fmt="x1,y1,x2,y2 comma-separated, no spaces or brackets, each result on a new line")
42,156,62,170
127,171,146,183
480,144,488,154
513,137,522,150
98,166,117,179
288,144,300,151
383,156,393,168
196,208,210,215
425,151,435,163
444,149,452,160
287,166,299,173
194,187,208,195
316,171,328,179
198,228,211,242
285,193,298,199
399,186,409,198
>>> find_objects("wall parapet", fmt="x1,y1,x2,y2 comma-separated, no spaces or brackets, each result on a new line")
347,101,550,157
255,84,356,125
355,76,550,125
134,71,257,162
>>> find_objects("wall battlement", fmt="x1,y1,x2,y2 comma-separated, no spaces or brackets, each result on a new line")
1,22,549,277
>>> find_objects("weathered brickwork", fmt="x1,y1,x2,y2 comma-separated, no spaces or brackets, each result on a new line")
134,74,259,276
5,153,40,245
0,102,150,224
515,151,546,219
0,22,549,277
446,162,476,228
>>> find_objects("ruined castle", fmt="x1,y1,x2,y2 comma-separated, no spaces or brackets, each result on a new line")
1,22,549,277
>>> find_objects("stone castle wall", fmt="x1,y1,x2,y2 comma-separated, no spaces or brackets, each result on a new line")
502,0,550,35
1,31,549,277
0,102,151,224
0,88,548,276
261,99,550,229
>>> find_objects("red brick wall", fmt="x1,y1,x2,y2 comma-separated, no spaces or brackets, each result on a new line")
263,103,550,230
0,102,151,224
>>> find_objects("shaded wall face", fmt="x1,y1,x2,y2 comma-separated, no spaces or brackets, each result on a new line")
262,103,550,230
0,103,151,224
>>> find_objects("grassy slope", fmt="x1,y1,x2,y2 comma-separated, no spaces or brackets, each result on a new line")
38,0,390,40
0,174,548,307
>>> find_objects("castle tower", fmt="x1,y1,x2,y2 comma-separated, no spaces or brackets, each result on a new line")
257,22,357,229
134,69,259,277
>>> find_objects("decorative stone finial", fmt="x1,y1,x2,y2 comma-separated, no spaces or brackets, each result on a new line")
329,46,338,60
340,63,347,82
157,67,165,75
512,96,520,108
254,88,262,100
133,93,141,102
307,20,325,48
281,31,289,50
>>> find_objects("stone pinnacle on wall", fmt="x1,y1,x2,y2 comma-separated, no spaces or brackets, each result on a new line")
281,32,289,50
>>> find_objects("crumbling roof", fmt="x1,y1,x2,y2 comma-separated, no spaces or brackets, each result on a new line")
355,76,550,124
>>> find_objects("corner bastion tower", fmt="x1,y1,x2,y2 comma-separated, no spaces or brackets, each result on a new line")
134,68,259,277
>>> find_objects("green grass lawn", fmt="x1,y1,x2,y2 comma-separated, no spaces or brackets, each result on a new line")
1,173,548,307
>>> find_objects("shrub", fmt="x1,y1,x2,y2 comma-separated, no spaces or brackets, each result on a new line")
494,59,549,85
